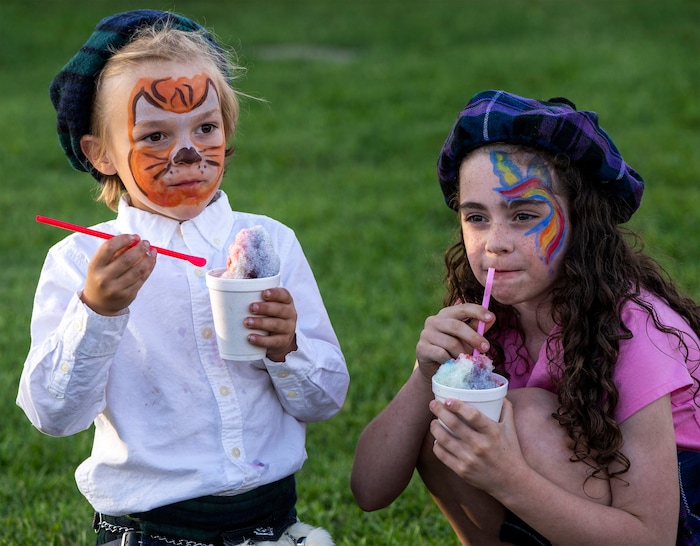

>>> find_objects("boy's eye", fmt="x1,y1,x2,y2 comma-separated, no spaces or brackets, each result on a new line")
146,132,166,143
200,123,217,134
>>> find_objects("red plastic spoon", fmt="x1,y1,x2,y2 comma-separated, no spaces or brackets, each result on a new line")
36,215,207,267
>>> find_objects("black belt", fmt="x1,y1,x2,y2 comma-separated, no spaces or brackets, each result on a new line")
95,475,298,545
102,528,311,546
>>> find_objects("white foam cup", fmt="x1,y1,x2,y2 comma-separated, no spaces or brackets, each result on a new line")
206,268,281,360
432,373,508,431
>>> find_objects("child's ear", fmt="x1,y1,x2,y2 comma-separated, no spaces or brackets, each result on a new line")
80,135,117,175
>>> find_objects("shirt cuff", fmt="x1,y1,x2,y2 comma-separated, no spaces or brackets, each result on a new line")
48,293,129,398
64,292,129,356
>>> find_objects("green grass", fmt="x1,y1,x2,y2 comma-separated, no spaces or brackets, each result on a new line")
1,0,698,544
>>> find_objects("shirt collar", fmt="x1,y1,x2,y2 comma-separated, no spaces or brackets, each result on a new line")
188,190,234,251
114,190,235,251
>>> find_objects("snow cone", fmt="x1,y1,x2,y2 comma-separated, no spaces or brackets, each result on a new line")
206,226,280,360
432,353,508,425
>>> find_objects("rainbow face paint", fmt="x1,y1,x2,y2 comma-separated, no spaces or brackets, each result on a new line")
127,73,225,208
490,151,567,266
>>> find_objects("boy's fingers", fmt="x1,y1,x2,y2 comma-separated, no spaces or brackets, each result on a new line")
262,287,293,304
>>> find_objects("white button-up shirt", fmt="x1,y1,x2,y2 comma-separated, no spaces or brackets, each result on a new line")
17,191,349,515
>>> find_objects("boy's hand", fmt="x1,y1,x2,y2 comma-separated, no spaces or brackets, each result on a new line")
81,234,157,316
245,287,298,361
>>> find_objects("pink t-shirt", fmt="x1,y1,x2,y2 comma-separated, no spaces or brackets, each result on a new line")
502,294,700,451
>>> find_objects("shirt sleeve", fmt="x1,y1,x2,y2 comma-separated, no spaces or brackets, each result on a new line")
613,300,695,423
16,240,129,437
261,229,349,422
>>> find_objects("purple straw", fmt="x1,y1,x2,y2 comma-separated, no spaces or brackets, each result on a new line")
473,267,495,356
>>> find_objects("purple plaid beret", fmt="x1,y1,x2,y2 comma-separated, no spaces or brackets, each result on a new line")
49,10,225,182
437,90,644,222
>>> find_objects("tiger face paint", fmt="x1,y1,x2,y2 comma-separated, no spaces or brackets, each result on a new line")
125,70,226,216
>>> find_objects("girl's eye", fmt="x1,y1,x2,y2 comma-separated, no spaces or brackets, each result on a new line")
514,212,538,222
464,213,487,224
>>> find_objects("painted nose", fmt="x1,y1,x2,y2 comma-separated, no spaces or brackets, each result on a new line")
173,147,202,165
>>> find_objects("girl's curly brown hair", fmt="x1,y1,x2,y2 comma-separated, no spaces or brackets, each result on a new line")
444,144,700,479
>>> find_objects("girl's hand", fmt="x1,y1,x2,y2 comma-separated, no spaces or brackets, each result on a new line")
245,287,298,361
415,303,494,379
429,397,527,497
81,234,157,316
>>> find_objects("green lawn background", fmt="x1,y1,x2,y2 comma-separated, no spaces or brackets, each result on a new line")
0,0,698,544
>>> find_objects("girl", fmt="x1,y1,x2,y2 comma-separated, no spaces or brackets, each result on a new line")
351,90,699,545
17,10,347,546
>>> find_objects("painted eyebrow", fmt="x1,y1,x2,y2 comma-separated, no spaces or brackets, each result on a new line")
191,108,223,122
459,197,549,212
133,108,222,128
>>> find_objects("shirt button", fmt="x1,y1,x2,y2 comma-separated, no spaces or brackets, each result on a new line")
194,269,205,278
213,237,222,246
231,447,241,458
60,362,70,373
219,385,230,396
176,226,183,237
73,320,83,331
287,390,298,398
277,371,289,379
201,327,213,339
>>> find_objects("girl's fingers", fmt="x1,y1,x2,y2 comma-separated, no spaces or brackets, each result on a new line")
418,315,491,363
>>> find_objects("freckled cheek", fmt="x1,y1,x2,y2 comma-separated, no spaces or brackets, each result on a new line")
461,230,485,266
524,235,545,260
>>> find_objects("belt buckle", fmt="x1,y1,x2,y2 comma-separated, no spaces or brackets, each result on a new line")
120,531,143,546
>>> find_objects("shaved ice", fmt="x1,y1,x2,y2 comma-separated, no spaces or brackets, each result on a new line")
222,226,280,279
433,353,499,390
